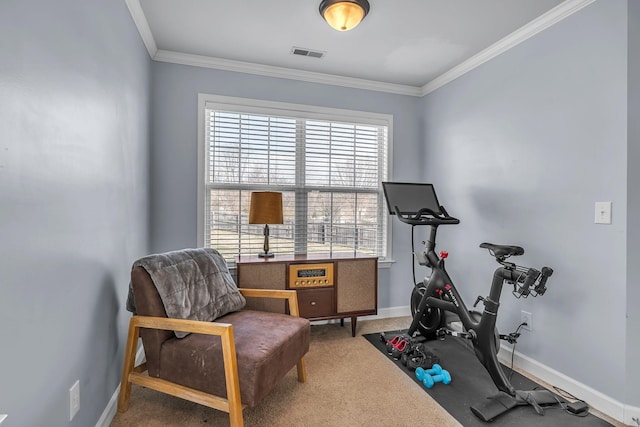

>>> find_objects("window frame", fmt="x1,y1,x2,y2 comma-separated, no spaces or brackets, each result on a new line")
197,93,394,266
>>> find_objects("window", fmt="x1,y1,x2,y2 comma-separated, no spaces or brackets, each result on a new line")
197,94,392,264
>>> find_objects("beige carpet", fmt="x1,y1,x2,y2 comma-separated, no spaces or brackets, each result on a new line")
110,316,462,427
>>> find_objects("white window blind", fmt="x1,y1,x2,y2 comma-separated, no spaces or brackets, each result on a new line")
198,95,391,263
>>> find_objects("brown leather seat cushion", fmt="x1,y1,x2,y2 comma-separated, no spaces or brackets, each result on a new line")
158,310,310,407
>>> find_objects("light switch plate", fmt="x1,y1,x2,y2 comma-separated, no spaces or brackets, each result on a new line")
595,201,612,224
0,414,7,424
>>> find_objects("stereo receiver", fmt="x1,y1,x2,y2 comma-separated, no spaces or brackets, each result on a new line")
289,263,334,288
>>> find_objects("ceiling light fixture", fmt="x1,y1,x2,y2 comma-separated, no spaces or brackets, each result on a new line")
319,0,370,32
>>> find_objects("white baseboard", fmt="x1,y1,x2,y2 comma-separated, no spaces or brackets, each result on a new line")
627,407,640,427
498,344,639,426
360,305,412,321
96,346,146,427
95,384,119,427
309,305,412,326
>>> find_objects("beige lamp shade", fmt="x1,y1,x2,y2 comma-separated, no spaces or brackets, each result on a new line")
249,192,283,225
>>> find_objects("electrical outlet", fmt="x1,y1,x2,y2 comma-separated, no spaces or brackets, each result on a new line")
69,380,80,421
521,310,532,331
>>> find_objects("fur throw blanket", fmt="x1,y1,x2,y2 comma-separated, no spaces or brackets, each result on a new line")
126,248,246,338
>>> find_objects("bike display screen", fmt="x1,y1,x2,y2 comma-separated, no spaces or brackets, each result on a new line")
382,182,442,215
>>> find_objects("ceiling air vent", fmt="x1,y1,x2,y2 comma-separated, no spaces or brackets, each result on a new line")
291,47,325,59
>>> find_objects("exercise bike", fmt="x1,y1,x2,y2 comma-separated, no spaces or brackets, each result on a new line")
382,182,555,421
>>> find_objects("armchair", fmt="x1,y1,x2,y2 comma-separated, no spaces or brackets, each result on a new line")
117,249,310,427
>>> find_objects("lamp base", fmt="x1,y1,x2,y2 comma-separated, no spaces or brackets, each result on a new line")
258,252,275,258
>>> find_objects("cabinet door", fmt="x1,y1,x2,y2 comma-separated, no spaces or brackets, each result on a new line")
237,263,286,313
336,259,377,314
297,288,335,318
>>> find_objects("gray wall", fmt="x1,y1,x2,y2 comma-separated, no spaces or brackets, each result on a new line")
627,0,640,409
0,0,151,426
420,0,629,403
149,63,423,309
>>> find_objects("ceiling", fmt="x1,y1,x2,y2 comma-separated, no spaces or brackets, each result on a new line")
127,0,592,95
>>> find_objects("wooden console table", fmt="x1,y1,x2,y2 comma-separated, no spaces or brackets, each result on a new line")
236,253,377,337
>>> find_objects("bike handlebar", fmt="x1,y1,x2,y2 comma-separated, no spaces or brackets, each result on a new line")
523,268,541,287
535,267,554,295
510,265,553,298
393,206,460,226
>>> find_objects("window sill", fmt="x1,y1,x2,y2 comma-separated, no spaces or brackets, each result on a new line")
378,258,395,269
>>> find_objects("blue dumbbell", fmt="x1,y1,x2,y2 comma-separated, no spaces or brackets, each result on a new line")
415,364,451,388
415,364,444,382
427,369,451,388
422,373,435,388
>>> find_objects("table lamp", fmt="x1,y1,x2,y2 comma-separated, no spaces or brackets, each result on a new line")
249,191,283,257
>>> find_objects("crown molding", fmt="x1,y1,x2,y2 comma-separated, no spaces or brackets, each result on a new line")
124,0,157,57
153,50,423,96
125,0,594,98
420,0,595,96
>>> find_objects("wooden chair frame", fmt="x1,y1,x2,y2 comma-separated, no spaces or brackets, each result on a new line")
118,288,307,427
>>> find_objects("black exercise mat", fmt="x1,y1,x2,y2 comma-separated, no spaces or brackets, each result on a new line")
364,330,612,427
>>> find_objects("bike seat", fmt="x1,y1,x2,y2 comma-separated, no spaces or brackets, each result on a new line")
480,243,524,258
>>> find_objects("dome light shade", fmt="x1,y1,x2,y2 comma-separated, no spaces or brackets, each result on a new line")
319,0,370,32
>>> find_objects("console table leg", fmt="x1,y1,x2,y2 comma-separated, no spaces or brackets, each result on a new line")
340,318,344,327
351,317,357,337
